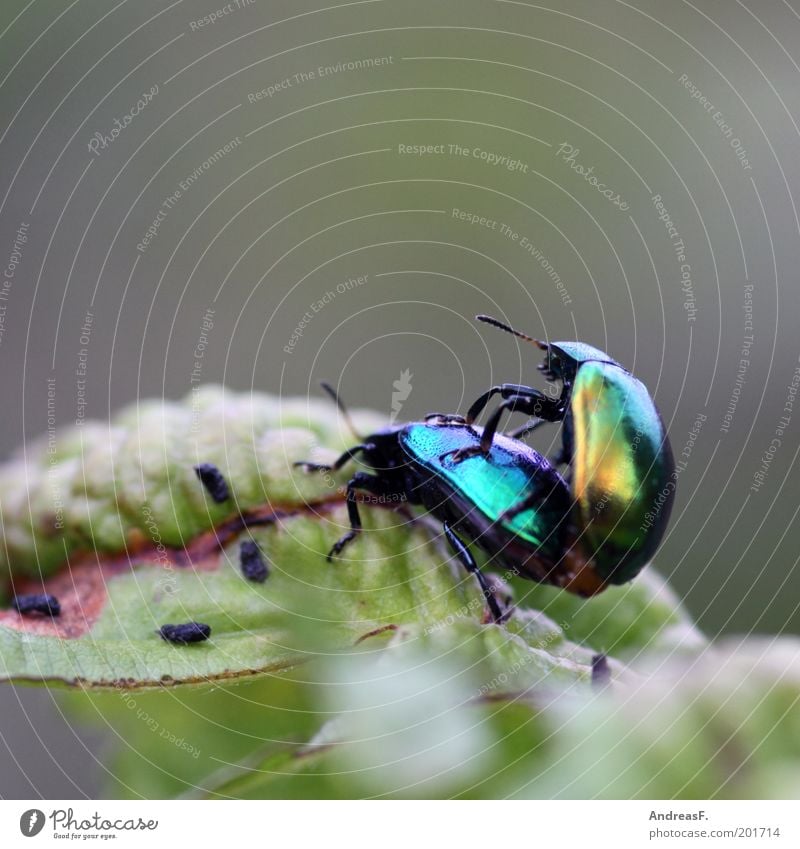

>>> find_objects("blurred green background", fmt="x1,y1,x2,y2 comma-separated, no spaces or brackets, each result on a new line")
1,0,799,796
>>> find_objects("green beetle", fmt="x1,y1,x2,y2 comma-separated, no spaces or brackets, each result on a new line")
451,315,676,590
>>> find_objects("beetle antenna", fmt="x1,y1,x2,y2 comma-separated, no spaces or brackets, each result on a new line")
319,380,364,440
476,314,547,350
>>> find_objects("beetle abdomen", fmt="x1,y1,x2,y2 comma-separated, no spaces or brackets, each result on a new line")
400,423,569,559
571,362,675,582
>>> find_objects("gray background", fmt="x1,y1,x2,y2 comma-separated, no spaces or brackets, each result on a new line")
1,0,799,797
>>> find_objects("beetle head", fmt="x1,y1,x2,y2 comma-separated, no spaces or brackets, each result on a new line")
476,316,621,385
536,340,620,384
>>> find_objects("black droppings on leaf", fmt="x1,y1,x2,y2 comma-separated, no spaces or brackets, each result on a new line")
239,539,269,583
158,622,212,644
193,462,230,503
12,593,61,617
591,653,611,689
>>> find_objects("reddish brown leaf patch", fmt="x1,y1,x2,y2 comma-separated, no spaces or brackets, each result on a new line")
0,562,119,639
0,497,345,640
355,624,399,644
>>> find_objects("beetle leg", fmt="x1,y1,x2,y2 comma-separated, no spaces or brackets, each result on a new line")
506,418,547,440
327,471,403,561
552,415,574,467
327,487,363,560
478,389,568,455
441,444,483,464
464,387,501,425
442,521,505,623
448,393,545,462
424,412,468,426
294,443,373,473
449,387,566,463
465,383,538,425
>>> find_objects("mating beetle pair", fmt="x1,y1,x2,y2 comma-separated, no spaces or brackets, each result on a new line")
297,316,675,623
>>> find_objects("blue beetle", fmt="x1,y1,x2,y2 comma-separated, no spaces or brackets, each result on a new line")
296,384,580,622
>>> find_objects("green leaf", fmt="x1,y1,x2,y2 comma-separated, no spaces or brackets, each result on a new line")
187,636,800,800
515,567,706,659
517,636,800,799
0,388,441,685
0,388,702,688
0,386,385,579
7,391,790,800
0,507,478,687
58,582,701,798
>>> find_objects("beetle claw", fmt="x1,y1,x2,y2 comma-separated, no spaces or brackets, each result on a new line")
295,461,333,473
480,600,514,625
425,412,466,425
327,531,359,560
496,603,515,624
442,446,485,465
